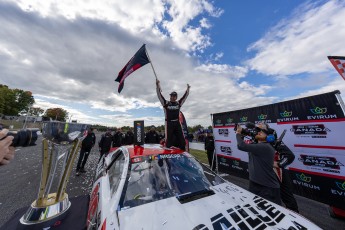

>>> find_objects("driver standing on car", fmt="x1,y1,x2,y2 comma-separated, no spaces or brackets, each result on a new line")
156,79,190,150
236,123,281,205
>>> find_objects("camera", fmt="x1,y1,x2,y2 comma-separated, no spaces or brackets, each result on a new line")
1,129,39,147
234,122,261,139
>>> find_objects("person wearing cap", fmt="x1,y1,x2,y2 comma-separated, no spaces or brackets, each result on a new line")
235,123,281,205
156,79,190,150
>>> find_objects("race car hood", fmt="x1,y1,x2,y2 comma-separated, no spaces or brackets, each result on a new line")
118,182,321,230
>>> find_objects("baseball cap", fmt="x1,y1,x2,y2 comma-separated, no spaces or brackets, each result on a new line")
170,91,177,96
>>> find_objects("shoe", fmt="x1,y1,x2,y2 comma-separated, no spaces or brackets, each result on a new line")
80,169,87,173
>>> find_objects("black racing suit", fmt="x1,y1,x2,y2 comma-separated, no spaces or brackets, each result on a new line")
275,142,299,212
156,82,189,150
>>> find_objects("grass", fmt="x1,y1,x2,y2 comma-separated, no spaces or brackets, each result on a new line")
189,148,208,164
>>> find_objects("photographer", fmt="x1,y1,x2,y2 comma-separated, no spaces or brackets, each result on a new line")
0,129,15,166
236,123,281,205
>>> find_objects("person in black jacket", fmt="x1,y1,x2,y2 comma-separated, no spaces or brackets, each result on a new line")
156,79,190,150
124,128,134,145
112,128,124,147
145,126,160,144
204,132,216,171
98,129,113,161
76,128,96,175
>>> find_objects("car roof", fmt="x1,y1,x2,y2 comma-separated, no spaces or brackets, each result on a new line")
122,144,185,159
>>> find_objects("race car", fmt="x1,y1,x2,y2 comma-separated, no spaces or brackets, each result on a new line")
86,144,321,230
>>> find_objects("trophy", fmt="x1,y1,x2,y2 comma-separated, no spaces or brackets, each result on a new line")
19,121,90,228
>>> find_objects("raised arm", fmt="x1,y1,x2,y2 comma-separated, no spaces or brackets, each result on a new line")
179,84,190,107
156,79,166,106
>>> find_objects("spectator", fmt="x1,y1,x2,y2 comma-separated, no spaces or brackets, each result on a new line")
204,132,216,171
0,129,15,166
145,126,160,144
157,129,164,142
98,129,113,161
236,123,281,205
112,128,124,147
76,128,96,176
156,79,190,150
124,128,134,145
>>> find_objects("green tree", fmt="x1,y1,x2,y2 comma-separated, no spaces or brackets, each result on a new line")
30,107,45,116
44,108,69,121
0,85,35,115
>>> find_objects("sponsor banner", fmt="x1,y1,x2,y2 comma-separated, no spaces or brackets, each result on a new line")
213,127,232,141
212,91,345,209
216,141,233,157
217,156,249,179
290,169,345,209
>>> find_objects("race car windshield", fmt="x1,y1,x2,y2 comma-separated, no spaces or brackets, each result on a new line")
121,153,218,209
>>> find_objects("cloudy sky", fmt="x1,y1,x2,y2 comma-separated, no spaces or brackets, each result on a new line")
1,0,345,127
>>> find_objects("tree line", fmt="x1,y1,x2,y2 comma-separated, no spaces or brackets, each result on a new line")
0,85,68,121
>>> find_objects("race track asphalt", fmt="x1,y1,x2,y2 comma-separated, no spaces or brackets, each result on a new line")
0,135,344,229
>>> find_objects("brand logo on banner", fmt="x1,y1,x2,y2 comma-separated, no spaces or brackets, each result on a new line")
218,129,229,137
290,124,330,137
307,106,337,120
293,173,320,190
215,119,222,126
240,116,247,122
225,118,233,125
255,114,272,124
298,155,344,170
258,114,267,120
219,157,229,167
310,107,327,114
232,160,244,171
331,181,345,197
295,173,311,182
280,111,292,117
220,146,232,154
277,111,300,122
336,181,345,191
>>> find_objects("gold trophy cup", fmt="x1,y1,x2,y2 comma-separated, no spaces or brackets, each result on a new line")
19,122,90,228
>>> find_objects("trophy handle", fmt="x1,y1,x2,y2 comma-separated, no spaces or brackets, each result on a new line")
36,139,53,206
56,139,81,201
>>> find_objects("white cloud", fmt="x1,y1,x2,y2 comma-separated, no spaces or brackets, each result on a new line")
8,0,222,53
247,1,345,76
195,64,248,79
239,81,273,96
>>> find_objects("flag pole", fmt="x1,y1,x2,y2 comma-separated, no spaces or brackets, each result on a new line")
144,45,158,80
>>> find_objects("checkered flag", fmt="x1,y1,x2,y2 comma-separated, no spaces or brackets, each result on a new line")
328,56,345,80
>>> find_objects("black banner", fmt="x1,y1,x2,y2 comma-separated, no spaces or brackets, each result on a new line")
213,90,345,126
134,120,145,145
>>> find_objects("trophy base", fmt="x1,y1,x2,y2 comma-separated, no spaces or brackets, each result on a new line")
19,193,71,228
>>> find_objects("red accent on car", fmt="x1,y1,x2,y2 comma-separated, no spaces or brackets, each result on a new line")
101,219,107,230
127,145,184,159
